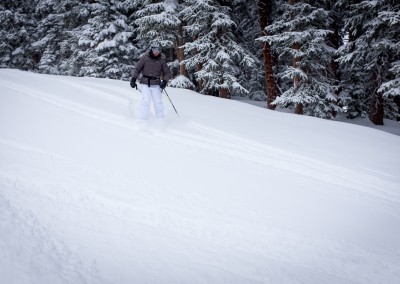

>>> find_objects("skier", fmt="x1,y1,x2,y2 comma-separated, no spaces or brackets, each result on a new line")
130,42,172,120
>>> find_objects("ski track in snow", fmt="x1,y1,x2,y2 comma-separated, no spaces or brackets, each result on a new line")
1,72,399,218
1,70,400,227
1,70,400,283
168,122,400,217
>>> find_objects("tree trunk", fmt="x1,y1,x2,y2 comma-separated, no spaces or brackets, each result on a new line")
219,87,230,99
394,96,400,122
177,23,188,78
368,66,384,125
196,61,204,93
192,35,204,93
369,92,384,125
294,102,303,114
258,0,278,110
292,41,303,115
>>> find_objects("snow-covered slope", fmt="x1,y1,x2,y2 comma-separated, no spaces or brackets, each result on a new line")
1,69,400,284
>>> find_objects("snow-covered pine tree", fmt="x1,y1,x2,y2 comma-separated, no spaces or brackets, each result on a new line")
32,0,90,75
0,1,37,70
325,0,343,117
34,0,62,74
169,0,194,89
56,0,93,76
135,0,179,49
77,0,138,79
336,0,400,124
180,0,256,98
259,0,338,119
378,4,400,118
229,0,266,101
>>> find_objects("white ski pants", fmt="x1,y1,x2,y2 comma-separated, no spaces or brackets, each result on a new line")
139,84,164,120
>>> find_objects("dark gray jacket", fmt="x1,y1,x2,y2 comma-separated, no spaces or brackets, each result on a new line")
131,52,172,86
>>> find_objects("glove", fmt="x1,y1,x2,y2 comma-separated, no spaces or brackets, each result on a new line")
160,80,167,90
130,78,137,89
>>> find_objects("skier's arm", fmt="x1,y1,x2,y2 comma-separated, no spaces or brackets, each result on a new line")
161,60,172,82
131,56,145,80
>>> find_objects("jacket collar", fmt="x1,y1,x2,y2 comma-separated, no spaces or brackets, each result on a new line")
149,50,161,60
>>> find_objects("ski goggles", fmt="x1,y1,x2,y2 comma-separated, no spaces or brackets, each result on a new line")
151,46,160,53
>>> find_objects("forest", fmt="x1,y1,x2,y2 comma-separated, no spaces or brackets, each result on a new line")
1,0,399,125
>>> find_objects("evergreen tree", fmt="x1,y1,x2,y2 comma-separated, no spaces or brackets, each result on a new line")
325,0,344,116
169,0,194,89
0,1,37,70
260,0,338,118
230,0,266,101
33,0,90,75
77,0,138,79
336,0,400,124
181,0,256,98
135,0,180,50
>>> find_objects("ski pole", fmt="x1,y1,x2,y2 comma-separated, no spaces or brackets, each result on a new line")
163,89,179,117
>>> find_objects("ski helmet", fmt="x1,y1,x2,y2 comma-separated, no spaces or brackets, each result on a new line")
150,42,161,53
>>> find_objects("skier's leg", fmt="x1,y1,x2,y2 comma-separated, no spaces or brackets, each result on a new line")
139,84,151,120
150,86,164,119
